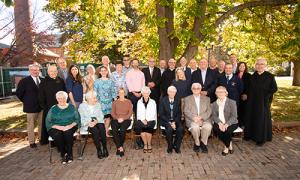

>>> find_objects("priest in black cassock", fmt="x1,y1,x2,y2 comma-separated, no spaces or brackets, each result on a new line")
244,58,277,146
160,58,176,97
38,65,66,145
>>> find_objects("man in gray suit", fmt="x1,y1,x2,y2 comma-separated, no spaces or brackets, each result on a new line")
57,58,68,83
184,83,212,153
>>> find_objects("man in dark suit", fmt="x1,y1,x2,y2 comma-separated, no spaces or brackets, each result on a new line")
159,86,184,154
160,58,176,97
191,58,218,102
142,58,161,107
218,63,243,105
179,57,192,81
16,63,43,148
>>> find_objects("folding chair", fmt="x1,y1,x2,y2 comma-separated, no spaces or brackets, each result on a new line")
77,128,90,160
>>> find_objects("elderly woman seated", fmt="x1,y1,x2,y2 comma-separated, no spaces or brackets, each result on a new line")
78,91,108,159
135,86,157,153
111,88,133,157
212,86,238,156
46,91,80,164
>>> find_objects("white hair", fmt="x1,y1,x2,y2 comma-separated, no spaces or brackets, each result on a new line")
141,86,151,94
191,83,202,90
167,85,177,92
55,91,68,100
85,91,97,100
28,63,41,69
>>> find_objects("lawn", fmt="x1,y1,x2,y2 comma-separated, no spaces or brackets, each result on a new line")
272,77,300,122
0,77,299,131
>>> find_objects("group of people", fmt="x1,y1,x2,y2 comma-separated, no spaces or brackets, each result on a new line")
16,54,277,164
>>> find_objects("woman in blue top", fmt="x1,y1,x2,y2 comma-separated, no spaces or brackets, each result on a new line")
94,66,117,136
66,64,83,109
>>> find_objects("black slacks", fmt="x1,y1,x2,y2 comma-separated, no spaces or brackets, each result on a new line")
213,123,238,147
88,123,107,150
48,126,77,158
164,122,184,150
111,119,131,148
127,92,140,119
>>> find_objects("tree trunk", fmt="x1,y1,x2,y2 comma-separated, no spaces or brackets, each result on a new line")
292,60,300,86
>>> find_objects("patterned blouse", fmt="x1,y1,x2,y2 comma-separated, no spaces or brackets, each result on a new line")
94,78,117,115
111,71,128,95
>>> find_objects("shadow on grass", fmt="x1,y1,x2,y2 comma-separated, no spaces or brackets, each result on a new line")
0,114,27,131
272,85,300,122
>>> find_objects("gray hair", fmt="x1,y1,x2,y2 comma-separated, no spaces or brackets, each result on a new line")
167,85,177,93
28,63,41,69
141,86,151,94
55,91,68,100
191,83,202,90
85,91,97,100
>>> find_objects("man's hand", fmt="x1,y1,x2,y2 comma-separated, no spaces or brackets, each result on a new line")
241,94,247,101
118,118,124,123
148,82,156,88
142,119,148,125
170,122,176,130
200,91,208,96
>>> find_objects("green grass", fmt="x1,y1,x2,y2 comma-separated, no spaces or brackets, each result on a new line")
272,78,300,122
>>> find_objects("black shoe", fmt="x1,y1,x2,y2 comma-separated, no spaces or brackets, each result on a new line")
135,138,144,150
174,148,181,154
222,151,228,156
116,149,120,156
30,143,37,148
67,155,73,163
61,154,67,165
193,144,200,153
102,147,109,157
119,151,124,157
256,142,265,146
229,149,234,154
200,142,208,153
97,149,104,159
167,148,173,154
243,137,250,141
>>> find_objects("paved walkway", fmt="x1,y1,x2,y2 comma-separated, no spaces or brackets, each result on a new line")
0,129,299,180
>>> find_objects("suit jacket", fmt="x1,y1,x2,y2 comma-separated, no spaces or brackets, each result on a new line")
218,74,243,105
184,67,192,81
159,96,181,127
142,66,161,98
184,95,212,128
191,68,218,102
16,76,43,113
211,98,238,126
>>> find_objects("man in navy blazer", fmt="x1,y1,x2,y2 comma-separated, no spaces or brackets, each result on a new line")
218,63,243,106
16,63,43,148
159,86,184,154
191,58,218,102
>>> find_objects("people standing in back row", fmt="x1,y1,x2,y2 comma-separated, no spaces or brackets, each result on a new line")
229,54,238,73
179,57,192,81
160,58,176,97
66,65,83,109
16,63,43,148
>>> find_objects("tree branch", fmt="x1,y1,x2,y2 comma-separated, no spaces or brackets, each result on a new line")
215,0,299,27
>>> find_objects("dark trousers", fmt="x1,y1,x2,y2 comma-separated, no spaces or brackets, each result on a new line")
135,120,156,134
128,92,140,119
213,123,238,147
88,123,107,150
164,122,184,150
48,126,77,158
111,119,131,148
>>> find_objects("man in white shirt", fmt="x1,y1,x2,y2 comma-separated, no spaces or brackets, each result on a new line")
184,83,212,153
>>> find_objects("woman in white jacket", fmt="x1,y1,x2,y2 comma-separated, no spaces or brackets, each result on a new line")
136,86,157,153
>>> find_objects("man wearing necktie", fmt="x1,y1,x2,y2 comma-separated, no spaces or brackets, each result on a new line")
16,63,44,148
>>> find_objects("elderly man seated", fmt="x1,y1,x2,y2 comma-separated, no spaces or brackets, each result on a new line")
184,83,212,153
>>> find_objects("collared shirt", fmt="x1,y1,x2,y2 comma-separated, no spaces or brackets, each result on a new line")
160,68,165,75
111,71,128,95
125,68,145,92
62,69,68,80
193,95,201,115
149,67,154,77
216,97,227,124
226,74,233,81
31,75,40,86
200,69,207,84
122,66,131,74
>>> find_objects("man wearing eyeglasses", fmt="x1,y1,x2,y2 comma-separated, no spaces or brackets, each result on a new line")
184,83,212,153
